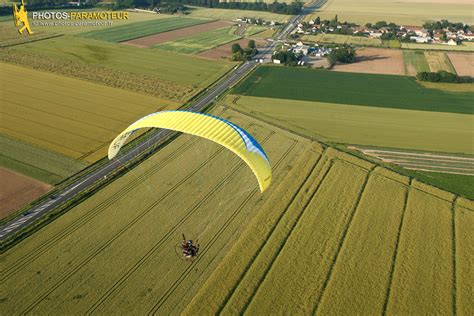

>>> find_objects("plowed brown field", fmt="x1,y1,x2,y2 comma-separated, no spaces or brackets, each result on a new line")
332,48,405,75
448,53,474,77
0,168,51,218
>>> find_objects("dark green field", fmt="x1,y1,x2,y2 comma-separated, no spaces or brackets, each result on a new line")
78,17,211,42
234,66,474,114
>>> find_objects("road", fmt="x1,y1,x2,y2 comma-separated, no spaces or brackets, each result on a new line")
0,0,326,243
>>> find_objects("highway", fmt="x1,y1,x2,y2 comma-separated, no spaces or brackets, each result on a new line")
0,0,326,243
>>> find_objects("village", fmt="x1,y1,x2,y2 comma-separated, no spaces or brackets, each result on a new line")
295,17,474,46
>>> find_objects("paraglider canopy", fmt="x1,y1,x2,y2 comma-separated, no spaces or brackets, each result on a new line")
108,110,272,192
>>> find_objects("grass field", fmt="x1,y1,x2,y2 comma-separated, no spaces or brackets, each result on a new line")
227,95,474,155
307,0,474,26
403,50,430,75
2,107,470,314
78,17,211,42
0,62,180,163
10,36,234,94
233,66,474,114
188,7,290,23
424,51,457,73
155,27,241,54
302,33,383,46
401,42,474,52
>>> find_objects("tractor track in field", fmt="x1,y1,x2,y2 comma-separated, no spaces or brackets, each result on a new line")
451,197,458,316
312,165,375,315
239,155,334,314
215,151,330,313
20,139,232,314
85,132,276,314
0,137,199,281
382,179,412,315
147,138,298,315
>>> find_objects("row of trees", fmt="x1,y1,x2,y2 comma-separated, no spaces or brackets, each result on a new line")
422,20,471,33
231,40,258,61
272,50,298,66
327,45,355,66
163,0,302,14
416,71,470,83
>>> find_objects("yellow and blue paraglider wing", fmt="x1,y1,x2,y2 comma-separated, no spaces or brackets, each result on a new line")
108,111,272,192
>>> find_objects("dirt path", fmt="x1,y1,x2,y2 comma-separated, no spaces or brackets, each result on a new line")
121,20,234,48
0,168,51,218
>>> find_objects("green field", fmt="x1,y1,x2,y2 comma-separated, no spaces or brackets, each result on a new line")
227,95,474,155
307,0,474,26
78,17,211,42
2,107,471,314
0,135,86,184
188,7,290,23
302,33,383,46
401,41,474,52
0,62,180,163
234,66,474,114
155,27,241,54
403,50,430,75
10,36,234,93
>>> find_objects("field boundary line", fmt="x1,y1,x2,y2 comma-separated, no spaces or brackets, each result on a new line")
147,137,297,315
0,137,199,281
312,166,375,315
382,178,412,315
85,132,275,314
215,149,328,313
240,157,334,314
0,34,64,48
20,141,232,314
452,197,458,316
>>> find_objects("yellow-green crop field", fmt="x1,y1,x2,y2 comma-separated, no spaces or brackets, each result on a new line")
189,7,290,23
424,51,457,73
227,95,474,155
401,41,474,52
302,33,383,46
307,0,474,26
1,107,472,314
0,62,179,164
9,36,234,97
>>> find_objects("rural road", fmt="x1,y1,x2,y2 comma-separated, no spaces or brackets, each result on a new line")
0,0,326,242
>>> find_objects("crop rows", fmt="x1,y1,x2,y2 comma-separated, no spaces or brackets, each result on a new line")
424,51,457,74
386,188,454,314
0,48,193,102
316,173,408,315
185,143,467,314
25,131,291,315
0,134,86,184
13,36,234,89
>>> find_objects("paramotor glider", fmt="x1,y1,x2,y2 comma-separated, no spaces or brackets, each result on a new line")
108,111,271,192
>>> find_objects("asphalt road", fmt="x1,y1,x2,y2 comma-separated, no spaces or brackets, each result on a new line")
0,0,326,242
